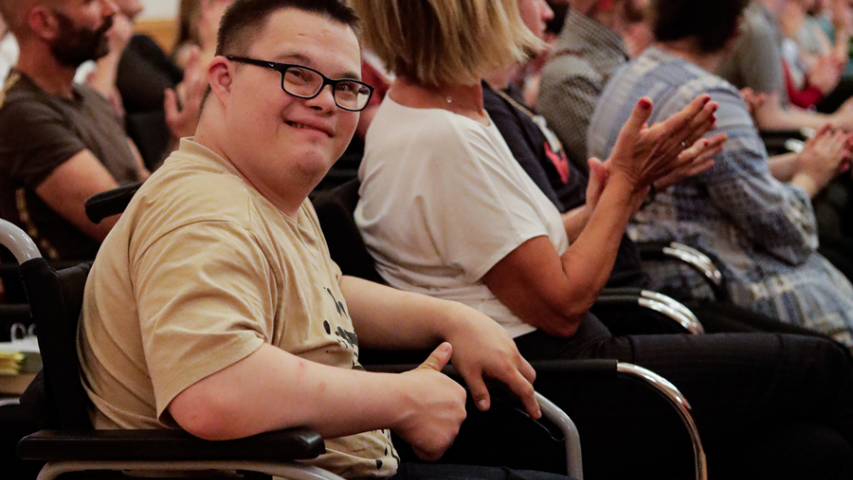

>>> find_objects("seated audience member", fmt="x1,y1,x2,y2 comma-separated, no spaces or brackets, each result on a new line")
795,0,853,112
353,0,853,478
491,1,853,336
589,0,853,344
536,0,648,173
78,3,566,480
778,0,851,111
0,0,149,260
718,0,853,131
172,0,234,71
814,0,853,79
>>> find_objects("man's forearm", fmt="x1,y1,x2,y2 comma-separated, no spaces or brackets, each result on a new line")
340,275,461,350
168,344,418,440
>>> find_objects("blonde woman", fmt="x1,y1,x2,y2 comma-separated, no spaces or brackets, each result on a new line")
351,0,853,478
172,0,234,70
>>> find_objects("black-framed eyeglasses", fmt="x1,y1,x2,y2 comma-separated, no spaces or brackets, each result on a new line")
226,55,374,112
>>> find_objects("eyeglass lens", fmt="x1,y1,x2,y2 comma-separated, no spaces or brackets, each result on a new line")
283,66,371,110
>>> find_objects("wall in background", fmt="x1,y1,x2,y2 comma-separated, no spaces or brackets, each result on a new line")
139,0,180,20
136,0,181,52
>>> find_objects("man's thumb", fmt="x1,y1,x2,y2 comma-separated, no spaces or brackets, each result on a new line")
418,342,452,372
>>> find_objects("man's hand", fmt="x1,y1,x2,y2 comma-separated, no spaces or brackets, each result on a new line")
395,343,467,461
441,304,540,420
607,94,718,191
165,47,206,140
106,12,133,57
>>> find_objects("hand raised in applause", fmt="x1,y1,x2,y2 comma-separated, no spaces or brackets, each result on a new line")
606,94,720,192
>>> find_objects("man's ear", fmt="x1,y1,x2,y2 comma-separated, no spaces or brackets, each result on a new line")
27,5,60,42
208,56,234,105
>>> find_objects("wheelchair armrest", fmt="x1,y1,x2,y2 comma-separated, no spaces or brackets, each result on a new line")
366,361,611,479
760,129,811,156
596,288,704,335
759,127,814,141
84,181,144,224
17,427,325,462
635,241,726,301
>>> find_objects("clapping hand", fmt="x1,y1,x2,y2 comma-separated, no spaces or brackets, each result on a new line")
606,94,721,191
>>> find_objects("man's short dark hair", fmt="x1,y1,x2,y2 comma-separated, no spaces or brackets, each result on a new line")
652,0,749,53
215,0,360,57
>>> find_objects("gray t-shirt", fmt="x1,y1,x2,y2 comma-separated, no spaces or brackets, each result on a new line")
717,1,787,102
0,71,139,260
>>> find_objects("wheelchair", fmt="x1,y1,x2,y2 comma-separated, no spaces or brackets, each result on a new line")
0,186,707,480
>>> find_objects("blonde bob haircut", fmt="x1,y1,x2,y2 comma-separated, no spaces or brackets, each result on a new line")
351,0,542,87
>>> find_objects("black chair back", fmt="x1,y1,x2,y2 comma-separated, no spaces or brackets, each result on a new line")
312,178,386,285
18,259,93,430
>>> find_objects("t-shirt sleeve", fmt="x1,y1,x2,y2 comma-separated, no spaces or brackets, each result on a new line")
729,15,785,96
131,220,273,421
416,117,553,282
484,89,563,209
0,97,87,187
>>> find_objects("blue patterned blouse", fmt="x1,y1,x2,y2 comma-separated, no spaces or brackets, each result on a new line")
588,47,853,346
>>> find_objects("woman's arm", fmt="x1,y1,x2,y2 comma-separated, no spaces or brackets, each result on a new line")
482,95,718,337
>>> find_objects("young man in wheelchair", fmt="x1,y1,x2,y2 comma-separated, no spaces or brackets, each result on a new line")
76,1,551,479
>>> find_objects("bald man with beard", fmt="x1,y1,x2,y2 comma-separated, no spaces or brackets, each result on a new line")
0,0,149,261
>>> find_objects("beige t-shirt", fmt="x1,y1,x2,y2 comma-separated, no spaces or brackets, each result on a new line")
77,139,398,478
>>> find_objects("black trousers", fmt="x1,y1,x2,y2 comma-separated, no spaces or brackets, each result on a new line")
356,464,569,480
515,316,853,480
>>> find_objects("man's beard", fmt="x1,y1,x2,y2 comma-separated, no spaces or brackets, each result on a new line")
50,11,114,67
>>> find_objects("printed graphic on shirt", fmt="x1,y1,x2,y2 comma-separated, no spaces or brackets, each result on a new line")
545,141,570,184
323,286,361,369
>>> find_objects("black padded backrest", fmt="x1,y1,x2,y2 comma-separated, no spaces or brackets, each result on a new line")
19,258,93,430
85,181,144,224
126,112,170,171
313,179,387,285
